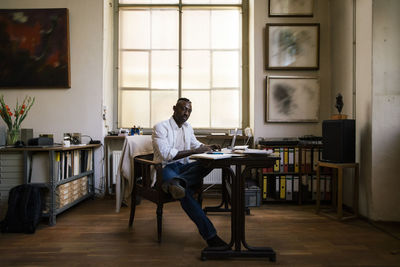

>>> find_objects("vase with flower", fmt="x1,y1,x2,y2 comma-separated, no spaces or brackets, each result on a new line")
0,95,35,146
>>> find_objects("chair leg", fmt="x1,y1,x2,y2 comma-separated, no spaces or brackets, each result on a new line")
156,204,163,243
129,188,137,227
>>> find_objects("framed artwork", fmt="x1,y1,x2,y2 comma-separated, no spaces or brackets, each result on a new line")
269,0,314,17
266,76,320,122
265,23,319,70
0,8,70,88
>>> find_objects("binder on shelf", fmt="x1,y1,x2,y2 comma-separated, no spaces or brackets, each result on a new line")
286,175,293,200
305,148,312,173
279,148,284,172
73,150,80,176
280,175,286,200
262,168,267,200
301,149,306,172
283,148,289,172
307,175,312,201
325,175,331,201
313,148,319,171
312,175,317,200
294,147,299,173
275,175,280,199
293,175,299,200
274,148,280,172
320,175,325,201
288,148,294,172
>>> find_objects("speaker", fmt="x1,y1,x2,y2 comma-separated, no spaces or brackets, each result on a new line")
322,119,355,163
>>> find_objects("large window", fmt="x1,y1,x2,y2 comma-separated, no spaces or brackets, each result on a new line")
117,0,246,129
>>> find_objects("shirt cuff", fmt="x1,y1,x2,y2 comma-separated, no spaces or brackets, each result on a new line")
169,148,178,160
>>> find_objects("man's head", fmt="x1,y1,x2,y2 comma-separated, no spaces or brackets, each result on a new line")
173,98,192,127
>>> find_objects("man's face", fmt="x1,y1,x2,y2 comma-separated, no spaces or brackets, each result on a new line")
173,100,192,126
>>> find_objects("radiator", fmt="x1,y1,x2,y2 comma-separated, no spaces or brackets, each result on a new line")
112,150,122,184
203,169,222,184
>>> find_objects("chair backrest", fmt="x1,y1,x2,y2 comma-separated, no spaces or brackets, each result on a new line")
133,154,175,204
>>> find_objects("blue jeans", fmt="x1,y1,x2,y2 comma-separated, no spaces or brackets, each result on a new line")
162,161,215,240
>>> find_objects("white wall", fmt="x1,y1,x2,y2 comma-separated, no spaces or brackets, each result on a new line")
371,0,400,221
329,0,357,209
250,0,331,142
333,0,400,221
0,0,105,191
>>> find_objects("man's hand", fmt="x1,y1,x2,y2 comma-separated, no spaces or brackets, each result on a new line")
194,145,212,154
207,144,221,151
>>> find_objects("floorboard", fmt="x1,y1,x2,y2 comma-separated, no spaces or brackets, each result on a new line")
0,198,399,266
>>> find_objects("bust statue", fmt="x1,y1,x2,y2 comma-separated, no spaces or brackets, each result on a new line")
335,93,344,114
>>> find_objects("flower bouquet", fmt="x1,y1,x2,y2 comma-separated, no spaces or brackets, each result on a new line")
0,95,35,145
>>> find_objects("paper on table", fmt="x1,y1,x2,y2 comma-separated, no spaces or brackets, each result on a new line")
233,148,274,155
190,153,233,160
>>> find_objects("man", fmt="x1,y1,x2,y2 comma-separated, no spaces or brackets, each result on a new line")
152,97,228,248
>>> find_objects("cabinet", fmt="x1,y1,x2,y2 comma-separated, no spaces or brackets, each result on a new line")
258,142,332,204
0,144,100,225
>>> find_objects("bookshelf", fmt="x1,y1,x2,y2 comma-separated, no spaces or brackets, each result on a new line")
0,144,100,225
258,142,332,204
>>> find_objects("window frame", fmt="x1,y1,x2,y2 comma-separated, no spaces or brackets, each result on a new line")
113,0,249,133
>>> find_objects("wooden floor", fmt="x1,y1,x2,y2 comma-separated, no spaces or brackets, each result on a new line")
1,197,399,267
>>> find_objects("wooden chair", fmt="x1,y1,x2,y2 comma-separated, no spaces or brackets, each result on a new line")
128,153,203,242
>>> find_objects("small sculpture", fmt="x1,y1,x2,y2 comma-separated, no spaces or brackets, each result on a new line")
335,93,344,114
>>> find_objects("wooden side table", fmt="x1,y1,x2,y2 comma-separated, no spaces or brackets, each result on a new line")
316,161,359,220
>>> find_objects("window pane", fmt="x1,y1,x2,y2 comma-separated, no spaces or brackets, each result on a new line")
212,51,239,88
151,91,178,125
211,10,240,49
121,90,150,128
182,10,210,49
182,0,241,4
211,90,239,128
120,10,150,49
121,51,149,88
120,0,179,4
152,10,178,49
183,91,210,128
182,51,210,89
151,51,178,89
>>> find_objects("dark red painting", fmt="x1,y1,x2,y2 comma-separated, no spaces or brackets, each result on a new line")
0,8,70,88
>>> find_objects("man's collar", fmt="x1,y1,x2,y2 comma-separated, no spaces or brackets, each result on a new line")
169,116,188,129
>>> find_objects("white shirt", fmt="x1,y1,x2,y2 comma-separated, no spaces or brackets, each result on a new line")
152,117,202,166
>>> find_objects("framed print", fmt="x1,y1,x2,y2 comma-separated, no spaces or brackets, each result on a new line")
266,23,319,70
266,76,320,122
0,8,70,88
269,0,314,17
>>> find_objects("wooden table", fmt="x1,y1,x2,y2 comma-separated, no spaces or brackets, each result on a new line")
316,161,359,220
195,154,278,261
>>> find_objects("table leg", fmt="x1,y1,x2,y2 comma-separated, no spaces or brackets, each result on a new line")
337,167,343,219
203,169,231,214
354,164,359,216
316,163,321,213
332,172,337,210
201,165,276,262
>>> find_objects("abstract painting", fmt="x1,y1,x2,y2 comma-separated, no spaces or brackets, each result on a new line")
266,23,319,70
269,0,314,17
266,76,320,122
0,8,70,88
